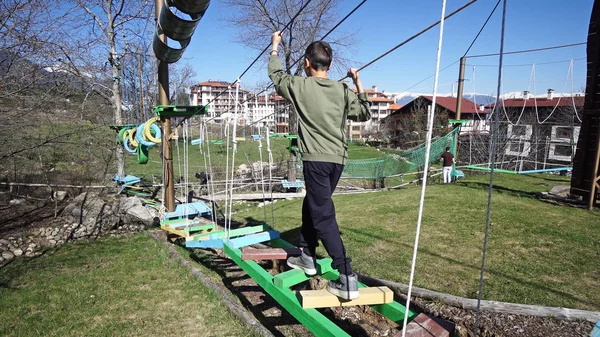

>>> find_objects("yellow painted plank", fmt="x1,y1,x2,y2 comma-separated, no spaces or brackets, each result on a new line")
299,286,394,309
160,225,187,237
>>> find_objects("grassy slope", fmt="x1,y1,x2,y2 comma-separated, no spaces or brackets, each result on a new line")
234,173,600,311
0,234,259,337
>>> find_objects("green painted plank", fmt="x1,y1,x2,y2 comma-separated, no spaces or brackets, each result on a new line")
274,259,334,289
223,243,350,337
370,301,418,323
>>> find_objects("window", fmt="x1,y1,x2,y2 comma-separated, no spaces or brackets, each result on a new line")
352,126,361,131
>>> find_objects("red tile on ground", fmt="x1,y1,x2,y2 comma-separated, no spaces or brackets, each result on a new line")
395,313,455,337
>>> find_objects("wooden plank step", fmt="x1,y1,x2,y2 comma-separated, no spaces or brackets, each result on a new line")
226,230,280,249
394,313,455,337
241,247,301,260
160,224,187,237
175,223,216,232
186,224,270,242
186,229,279,249
160,217,201,226
299,286,394,309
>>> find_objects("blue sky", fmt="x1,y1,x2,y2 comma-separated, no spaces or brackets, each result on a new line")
182,0,592,96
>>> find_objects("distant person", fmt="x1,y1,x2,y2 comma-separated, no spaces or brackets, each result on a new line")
268,31,371,300
440,146,455,184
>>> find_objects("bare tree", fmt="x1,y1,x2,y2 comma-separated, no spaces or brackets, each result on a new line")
222,0,358,182
42,0,154,178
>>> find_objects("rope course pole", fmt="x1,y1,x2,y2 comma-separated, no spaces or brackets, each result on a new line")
155,0,174,212
474,0,507,335
401,0,448,336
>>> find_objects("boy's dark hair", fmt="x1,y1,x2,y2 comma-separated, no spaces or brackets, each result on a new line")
305,41,332,71
445,146,450,151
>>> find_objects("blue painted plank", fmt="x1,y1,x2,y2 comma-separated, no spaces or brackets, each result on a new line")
164,201,211,220
186,238,223,249
226,230,280,249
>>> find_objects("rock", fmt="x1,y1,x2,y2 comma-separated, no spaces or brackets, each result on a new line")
49,240,57,246
53,191,67,201
9,198,25,206
119,197,156,227
2,251,14,260
0,239,9,246
549,185,570,197
13,249,23,256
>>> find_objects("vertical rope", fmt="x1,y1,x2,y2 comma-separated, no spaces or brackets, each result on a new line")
401,1,447,336
257,124,268,224
474,0,506,335
265,125,275,227
227,79,241,240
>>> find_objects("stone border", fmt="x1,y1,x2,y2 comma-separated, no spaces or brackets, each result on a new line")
148,231,275,337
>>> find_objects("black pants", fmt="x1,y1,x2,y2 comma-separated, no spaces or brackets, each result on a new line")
299,161,352,275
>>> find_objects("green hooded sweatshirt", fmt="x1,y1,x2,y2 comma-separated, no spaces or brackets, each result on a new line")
268,55,372,165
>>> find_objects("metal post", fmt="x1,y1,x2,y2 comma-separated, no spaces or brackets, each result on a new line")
455,57,467,121
156,0,174,211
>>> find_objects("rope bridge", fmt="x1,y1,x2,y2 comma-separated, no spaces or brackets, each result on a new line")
343,128,458,179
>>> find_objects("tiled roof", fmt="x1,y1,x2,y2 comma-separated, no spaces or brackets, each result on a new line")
422,96,484,114
196,81,240,88
389,103,402,110
488,96,584,108
371,97,394,103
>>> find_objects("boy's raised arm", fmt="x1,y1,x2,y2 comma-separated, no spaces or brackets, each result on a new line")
267,31,293,100
347,68,372,122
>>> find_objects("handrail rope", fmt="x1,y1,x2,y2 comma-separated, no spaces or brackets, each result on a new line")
401,1,448,336
198,0,369,127
463,0,501,57
474,0,507,335
467,42,586,59
340,0,477,81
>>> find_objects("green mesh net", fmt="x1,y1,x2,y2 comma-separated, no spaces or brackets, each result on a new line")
342,128,458,179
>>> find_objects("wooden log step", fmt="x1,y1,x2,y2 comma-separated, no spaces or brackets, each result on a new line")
299,286,393,309
394,313,455,337
241,247,301,260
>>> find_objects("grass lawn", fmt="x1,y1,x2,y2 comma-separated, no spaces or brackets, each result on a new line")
0,234,259,337
233,172,600,311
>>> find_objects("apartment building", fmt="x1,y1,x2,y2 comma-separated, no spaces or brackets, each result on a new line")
189,80,248,120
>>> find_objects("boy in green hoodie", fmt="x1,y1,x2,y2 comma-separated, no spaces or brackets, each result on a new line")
268,31,371,300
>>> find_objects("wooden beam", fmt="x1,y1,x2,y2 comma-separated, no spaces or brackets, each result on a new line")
241,247,301,260
299,287,394,309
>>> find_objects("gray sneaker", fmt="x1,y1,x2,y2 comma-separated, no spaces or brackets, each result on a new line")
327,273,359,300
286,250,317,275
